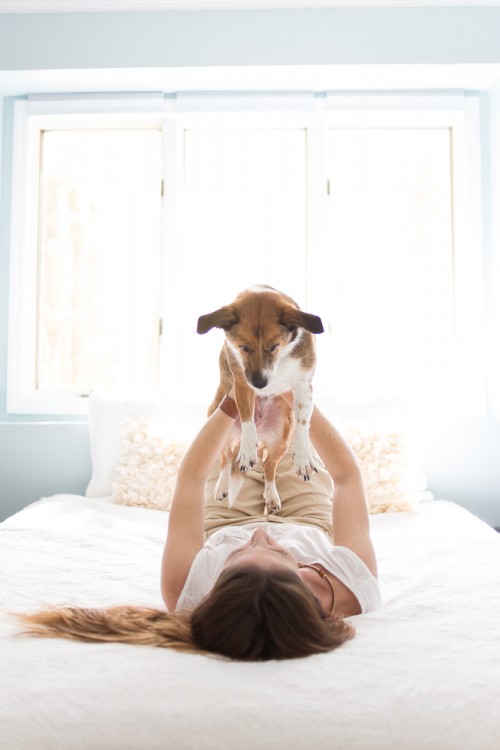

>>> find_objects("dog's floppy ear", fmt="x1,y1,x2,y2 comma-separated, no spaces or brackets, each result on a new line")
280,306,324,334
197,306,239,334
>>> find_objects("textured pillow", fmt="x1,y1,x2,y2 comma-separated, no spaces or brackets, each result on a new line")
110,414,430,514
112,418,185,511
343,423,432,513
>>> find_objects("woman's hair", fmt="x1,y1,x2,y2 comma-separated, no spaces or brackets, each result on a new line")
191,566,354,659
17,566,354,661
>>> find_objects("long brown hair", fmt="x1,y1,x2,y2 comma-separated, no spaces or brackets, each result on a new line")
17,566,354,661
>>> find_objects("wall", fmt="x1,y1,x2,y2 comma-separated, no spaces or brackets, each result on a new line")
1,7,500,525
0,423,91,519
1,8,500,70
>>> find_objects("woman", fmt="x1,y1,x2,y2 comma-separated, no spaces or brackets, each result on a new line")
20,393,381,661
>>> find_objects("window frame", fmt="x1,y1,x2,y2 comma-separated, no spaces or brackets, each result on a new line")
7,95,164,415
6,92,485,416
319,95,486,415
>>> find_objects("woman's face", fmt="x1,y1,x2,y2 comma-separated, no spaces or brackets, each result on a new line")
223,528,299,573
222,528,335,615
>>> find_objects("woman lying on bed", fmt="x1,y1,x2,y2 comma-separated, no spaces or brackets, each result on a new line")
20,393,381,661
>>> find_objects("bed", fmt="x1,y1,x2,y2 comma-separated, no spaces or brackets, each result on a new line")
1,396,499,749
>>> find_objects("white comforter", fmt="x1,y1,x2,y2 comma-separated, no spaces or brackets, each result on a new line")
1,496,499,750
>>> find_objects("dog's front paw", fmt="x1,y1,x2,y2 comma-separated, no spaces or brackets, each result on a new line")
293,450,318,482
237,438,258,473
263,484,281,516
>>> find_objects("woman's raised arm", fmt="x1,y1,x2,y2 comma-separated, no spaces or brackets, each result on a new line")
308,406,378,577
161,401,237,611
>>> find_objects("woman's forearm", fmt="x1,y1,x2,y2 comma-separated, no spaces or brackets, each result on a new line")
176,402,237,486
308,405,374,564
308,406,361,484
163,397,238,605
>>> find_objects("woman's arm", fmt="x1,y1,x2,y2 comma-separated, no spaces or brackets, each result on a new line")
308,406,378,577
161,398,237,611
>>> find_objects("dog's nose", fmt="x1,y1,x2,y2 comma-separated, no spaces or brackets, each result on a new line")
251,373,268,389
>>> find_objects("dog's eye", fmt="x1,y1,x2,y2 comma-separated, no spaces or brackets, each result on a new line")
239,345,252,354
268,344,280,353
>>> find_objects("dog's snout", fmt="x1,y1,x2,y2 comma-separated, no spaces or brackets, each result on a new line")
251,373,268,389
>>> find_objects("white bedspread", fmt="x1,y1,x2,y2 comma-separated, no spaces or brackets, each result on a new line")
1,496,499,750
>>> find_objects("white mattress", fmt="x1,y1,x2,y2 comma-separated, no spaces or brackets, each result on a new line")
1,495,499,750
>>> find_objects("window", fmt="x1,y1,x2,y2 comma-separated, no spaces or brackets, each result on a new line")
323,127,454,406
7,94,485,417
37,128,162,396
173,125,308,405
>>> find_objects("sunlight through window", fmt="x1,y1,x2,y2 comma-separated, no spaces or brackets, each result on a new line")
36,128,162,395
315,128,454,410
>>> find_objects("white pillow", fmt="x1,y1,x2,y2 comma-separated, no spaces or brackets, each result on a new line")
317,397,431,512
86,393,205,498
86,394,163,497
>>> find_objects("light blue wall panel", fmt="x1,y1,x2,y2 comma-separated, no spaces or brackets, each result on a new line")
420,417,500,529
486,80,500,420
0,423,91,521
0,8,499,70
0,96,12,430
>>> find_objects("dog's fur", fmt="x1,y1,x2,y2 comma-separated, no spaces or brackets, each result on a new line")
197,285,323,514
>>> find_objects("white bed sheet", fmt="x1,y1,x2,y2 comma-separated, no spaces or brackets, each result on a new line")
1,495,499,750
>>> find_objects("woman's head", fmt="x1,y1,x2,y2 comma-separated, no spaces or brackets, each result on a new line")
190,564,354,661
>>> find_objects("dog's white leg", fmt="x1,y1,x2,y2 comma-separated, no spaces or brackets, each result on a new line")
292,385,317,481
237,420,258,473
263,480,281,515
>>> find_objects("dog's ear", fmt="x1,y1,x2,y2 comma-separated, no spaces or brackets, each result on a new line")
197,306,239,334
280,306,324,334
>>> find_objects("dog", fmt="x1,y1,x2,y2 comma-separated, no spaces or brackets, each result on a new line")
197,285,324,514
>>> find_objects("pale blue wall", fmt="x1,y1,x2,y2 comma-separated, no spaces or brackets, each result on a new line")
0,423,91,519
1,8,500,69
1,7,500,525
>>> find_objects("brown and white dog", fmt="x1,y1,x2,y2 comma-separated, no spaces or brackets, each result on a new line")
197,285,324,514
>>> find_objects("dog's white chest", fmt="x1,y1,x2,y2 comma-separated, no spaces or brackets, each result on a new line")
257,354,310,396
